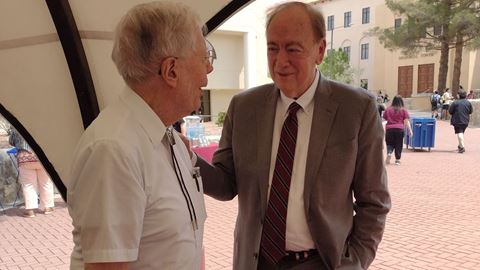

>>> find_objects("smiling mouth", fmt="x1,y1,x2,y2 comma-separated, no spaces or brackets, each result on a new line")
276,71,293,76
277,73,293,78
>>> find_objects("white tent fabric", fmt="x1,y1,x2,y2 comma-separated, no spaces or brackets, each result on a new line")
0,0,253,199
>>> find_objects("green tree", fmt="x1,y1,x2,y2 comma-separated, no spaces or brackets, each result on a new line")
318,49,355,85
370,0,480,97
215,111,226,127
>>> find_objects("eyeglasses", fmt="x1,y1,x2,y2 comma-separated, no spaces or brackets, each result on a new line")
205,50,216,66
205,39,217,66
158,39,216,75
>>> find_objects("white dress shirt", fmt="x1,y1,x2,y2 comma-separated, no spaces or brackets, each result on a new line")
268,70,319,251
68,88,206,269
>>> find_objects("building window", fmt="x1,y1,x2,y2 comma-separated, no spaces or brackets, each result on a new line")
394,18,402,28
344,11,351,27
327,15,334,31
362,7,370,24
343,46,351,61
361,43,369,60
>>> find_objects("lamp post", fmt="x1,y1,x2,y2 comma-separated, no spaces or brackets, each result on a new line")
329,24,352,51
330,27,333,50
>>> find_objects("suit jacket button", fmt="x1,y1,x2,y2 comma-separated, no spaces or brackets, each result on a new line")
254,253,259,260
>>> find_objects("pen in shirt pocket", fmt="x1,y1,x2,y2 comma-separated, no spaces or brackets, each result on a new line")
192,167,201,192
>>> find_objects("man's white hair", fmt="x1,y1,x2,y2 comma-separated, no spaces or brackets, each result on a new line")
112,1,202,84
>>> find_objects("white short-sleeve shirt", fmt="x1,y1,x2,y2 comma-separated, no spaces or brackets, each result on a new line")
67,88,206,269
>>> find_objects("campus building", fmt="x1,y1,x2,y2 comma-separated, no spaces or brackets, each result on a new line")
204,0,480,119
201,0,276,121
313,0,480,99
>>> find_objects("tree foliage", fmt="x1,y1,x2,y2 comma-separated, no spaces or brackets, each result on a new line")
215,111,226,127
318,49,355,85
369,0,480,96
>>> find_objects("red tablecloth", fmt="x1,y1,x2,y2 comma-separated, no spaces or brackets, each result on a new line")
192,144,218,163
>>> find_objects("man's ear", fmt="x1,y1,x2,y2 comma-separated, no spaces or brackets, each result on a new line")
315,39,327,65
160,57,178,87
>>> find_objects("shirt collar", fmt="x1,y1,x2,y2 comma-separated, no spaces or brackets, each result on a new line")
278,69,318,116
120,87,166,148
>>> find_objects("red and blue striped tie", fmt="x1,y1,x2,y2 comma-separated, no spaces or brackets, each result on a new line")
260,102,301,264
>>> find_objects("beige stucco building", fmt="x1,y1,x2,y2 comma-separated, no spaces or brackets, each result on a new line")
205,0,480,119
204,0,277,121
313,0,480,99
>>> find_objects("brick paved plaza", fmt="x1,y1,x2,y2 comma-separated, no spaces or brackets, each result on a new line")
1,117,479,269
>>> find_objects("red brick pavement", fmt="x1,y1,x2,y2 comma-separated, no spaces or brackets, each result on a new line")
370,119,480,270
1,119,479,269
0,200,72,270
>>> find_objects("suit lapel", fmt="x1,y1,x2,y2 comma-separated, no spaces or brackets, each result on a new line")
256,86,278,214
304,76,339,212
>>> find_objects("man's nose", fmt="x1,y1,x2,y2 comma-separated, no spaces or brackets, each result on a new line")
275,49,290,67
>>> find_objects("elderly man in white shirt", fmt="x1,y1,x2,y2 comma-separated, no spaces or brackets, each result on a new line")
67,2,214,269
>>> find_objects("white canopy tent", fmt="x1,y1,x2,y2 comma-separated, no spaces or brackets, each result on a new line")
0,0,254,200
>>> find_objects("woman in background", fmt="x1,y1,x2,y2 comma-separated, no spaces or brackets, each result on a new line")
383,95,413,165
8,128,54,217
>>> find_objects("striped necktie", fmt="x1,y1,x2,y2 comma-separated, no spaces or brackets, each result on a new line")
260,102,301,264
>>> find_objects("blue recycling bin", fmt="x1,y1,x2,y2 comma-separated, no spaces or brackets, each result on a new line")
405,117,436,151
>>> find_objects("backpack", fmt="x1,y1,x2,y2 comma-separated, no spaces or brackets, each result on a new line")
431,94,439,106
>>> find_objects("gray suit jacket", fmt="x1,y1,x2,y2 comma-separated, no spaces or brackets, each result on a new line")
198,75,391,270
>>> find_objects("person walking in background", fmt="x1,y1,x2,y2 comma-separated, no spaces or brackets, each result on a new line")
377,97,385,117
449,90,473,153
194,2,391,269
440,88,453,120
383,95,413,165
67,2,213,269
430,90,441,118
377,90,384,102
8,128,54,217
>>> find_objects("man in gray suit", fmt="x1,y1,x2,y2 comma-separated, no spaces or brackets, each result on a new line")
196,2,390,269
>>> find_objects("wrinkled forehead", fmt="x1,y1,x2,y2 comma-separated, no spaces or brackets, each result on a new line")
267,7,313,37
267,16,315,45
267,6,311,29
